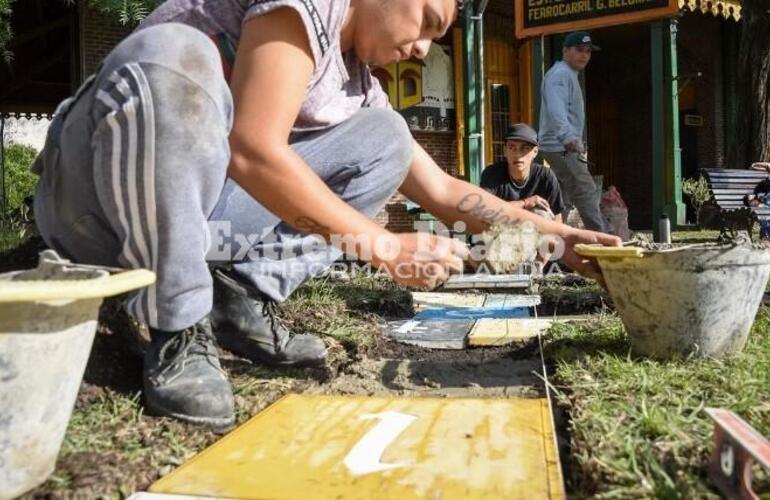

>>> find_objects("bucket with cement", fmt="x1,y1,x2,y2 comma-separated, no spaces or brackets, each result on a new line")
0,251,154,499
575,242,770,359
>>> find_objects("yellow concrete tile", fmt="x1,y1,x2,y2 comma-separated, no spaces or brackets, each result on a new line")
411,292,485,311
150,395,565,500
483,293,541,308
467,318,554,346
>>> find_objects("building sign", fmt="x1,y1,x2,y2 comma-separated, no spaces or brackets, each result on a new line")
515,0,678,38
683,114,704,127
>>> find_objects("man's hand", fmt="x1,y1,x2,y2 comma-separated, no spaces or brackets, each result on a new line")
560,228,621,286
372,233,469,289
565,140,582,153
521,195,551,212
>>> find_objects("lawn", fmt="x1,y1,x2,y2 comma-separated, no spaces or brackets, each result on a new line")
547,313,770,498
546,229,770,498
3,229,768,498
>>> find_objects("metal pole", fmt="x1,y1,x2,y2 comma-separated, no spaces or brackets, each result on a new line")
665,19,685,227
0,114,5,221
651,22,665,232
463,6,481,185
473,0,487,173
463,0,488,186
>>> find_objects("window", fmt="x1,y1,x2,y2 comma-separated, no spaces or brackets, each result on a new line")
371,66,397,105
398,66,423,108
403,76,418,97
373,62,423,110
490,84,511,162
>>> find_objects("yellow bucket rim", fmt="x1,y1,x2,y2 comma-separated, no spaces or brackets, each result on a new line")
0,269,156,303
574,244,645,259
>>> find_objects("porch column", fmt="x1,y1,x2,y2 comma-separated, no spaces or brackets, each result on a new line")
664,19,686,226
462,5,484,185
651,22,665,230
652,20,686,230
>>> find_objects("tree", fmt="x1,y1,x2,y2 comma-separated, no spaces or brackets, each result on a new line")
0,0,12,62
3,143,38,217
0,0,157,60
681,175,712,226
728,0,770,168
73,0,158,25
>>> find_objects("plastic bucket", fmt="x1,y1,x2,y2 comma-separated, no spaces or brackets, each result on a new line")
575,243,770,359
0,251,154,499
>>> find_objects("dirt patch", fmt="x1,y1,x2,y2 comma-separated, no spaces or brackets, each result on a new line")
312,354,543,399
45,451,156,499
535,274,612,316
320,331,546,398
537,289,610,316
367,328,539,361
82,302,144,395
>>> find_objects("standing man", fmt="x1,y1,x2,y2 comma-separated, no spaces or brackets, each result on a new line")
481,123,565,223
538,31,608,232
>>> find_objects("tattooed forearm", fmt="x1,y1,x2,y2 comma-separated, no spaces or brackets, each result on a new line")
456,193,514,226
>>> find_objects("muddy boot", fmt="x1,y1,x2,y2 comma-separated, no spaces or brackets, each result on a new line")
210,268,327,367
144,316,235,429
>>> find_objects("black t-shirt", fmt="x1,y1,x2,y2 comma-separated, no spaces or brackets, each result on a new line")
480,161,566,215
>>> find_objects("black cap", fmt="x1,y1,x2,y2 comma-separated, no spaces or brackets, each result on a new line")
505,123,538,146
564,31,601,51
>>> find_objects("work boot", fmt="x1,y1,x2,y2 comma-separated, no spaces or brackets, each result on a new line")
210,268,327,367
143,316,235,429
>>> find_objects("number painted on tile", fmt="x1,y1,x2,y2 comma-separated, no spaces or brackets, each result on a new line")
395,320,422,334
343,411,418,476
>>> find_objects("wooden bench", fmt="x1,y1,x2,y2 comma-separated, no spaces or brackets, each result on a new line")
700,168,770,235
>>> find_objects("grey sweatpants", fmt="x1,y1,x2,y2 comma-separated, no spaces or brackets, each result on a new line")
33,23,413,331
541,151,608,232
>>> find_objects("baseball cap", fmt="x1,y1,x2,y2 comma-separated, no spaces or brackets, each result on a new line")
505,123,538,146
564,31,601,51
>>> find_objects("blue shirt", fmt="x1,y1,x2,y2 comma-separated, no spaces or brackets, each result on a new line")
538,60,584,153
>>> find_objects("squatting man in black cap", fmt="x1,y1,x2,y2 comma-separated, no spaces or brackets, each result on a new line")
481,123,565,223
538,31,609,233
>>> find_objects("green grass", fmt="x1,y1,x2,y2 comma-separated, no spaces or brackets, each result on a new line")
546,310,770,499
281,271,411,355
671,229,721,243
46,388,225,496
0,222,31,253
25,270,410,497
